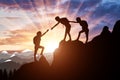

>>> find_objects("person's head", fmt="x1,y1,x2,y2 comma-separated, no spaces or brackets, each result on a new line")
55,16,60,21
76,17,81,22
37,31,42,36
103,26,109,31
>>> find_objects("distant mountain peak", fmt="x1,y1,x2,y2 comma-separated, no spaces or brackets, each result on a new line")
10,53,16,58
4,59,12,62
22,49,32,53
1,50,8,54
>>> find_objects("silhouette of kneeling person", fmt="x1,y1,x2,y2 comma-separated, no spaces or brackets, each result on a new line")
76,17,89,44
51,16,74,41
33,29,49,61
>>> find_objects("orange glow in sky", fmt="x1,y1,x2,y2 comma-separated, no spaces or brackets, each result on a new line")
0,4,84,53
0,0,116,53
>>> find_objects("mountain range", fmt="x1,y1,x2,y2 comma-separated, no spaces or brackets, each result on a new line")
10,20,120,80
0,49,53,71
0,20,120,80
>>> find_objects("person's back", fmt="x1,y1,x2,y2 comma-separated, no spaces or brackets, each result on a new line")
80,20,88,31
60,18,71,28
60,18,69,25
33,31,42,46
33,35,41,46
33,30,48,61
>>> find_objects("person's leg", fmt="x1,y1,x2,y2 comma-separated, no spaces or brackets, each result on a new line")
77,30,84,40
34,47,38,62
85,30,89,44
68,32,71,41
39,46,44,55
63,29,67,41
68,28,71,41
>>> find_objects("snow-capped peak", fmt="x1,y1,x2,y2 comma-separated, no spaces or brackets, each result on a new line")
1,50,8,54
10,53,16,58
4,59,12,62
22,49,32,53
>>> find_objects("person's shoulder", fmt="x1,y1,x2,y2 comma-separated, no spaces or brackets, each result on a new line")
81,20,87,22
33,36,37,39
61,17,68,20
81,20,88,24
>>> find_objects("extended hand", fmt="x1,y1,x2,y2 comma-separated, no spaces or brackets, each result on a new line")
51,27,53,30
46,29,49,32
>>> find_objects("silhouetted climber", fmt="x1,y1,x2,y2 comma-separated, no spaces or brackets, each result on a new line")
33,29,49,61
76,17,89,43
51,16,75,41
100,26,111,36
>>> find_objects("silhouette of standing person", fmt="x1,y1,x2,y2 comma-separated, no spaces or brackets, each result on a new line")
51,16,75,41
101,26,111,35
76,17,89,43
33,29,49,61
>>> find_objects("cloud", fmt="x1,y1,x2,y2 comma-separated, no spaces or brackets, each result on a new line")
0,0,33,6
62,0,102,16
4,16,21,20
0,22,45,45
0,0,15,5
91,2,120,19
0,0,59,11
87,1,120,33
0,31,29,45
79,0,102,10
0,0,36,10
0,24,8,31
0,28,32,45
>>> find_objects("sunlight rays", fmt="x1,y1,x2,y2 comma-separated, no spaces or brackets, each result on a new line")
0,0,109,52
0,0,86,52
63,0,71,17
29,0,42,20
12,0,38,30
71,1,84,18
13,0,42,30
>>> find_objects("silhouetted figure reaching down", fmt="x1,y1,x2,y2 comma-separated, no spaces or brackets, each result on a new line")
51,16,75,41
76,17,89,43
33,29,49,61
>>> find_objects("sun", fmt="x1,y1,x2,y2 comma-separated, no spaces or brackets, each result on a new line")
44,41,59,53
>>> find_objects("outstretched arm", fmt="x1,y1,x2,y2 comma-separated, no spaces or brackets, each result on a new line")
41,29,49,37
51,22,59,30
69,21,78,23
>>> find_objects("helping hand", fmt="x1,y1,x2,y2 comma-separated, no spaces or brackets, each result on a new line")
46,29,49,32
51,27,53,30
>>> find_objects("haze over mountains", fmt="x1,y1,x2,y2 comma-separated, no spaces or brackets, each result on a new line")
0,49,53,71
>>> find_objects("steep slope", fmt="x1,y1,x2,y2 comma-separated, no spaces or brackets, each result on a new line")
11,20,120,80
13,56,51,80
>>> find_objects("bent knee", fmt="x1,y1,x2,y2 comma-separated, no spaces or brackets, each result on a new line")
40,46,44,49
42,47,44,49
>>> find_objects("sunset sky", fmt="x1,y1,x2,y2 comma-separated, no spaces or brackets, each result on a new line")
0,0,120,52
